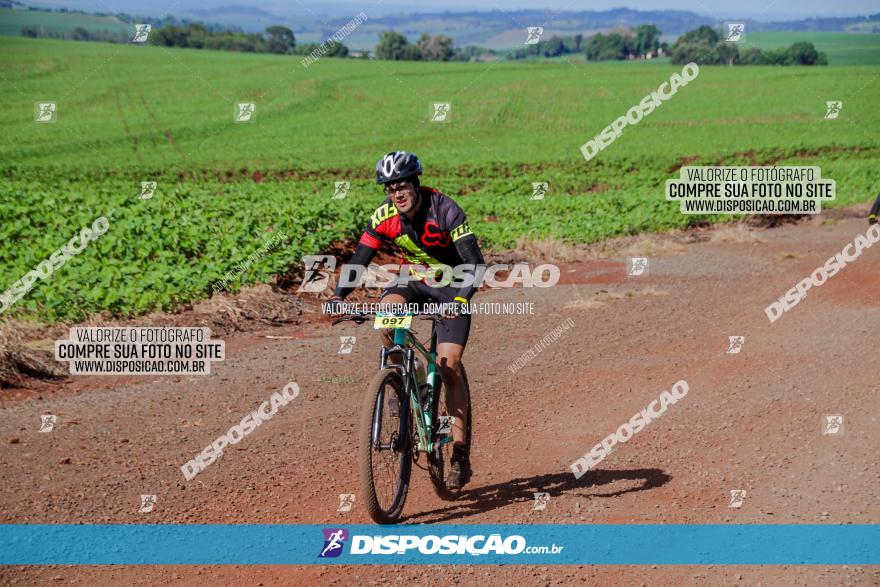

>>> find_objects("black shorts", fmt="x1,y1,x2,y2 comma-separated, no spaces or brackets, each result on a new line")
380,281,471,347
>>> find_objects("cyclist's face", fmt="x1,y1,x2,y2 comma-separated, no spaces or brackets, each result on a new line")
386,181,417,214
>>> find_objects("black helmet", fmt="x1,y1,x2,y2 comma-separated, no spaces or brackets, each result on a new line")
375,151,422,185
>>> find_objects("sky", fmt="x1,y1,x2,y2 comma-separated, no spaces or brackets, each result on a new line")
31,0,880,20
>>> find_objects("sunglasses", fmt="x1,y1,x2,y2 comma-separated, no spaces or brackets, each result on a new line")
385,183,415,196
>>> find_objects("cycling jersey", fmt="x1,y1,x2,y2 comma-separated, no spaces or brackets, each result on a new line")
361,187,475,274
332,186,485,302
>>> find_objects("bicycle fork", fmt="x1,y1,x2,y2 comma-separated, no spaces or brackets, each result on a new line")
376,344,435,454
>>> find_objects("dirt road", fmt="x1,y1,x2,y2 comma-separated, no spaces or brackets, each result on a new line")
1,213,878,586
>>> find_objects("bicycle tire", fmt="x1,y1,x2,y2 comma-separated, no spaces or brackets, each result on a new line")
359,368,412,524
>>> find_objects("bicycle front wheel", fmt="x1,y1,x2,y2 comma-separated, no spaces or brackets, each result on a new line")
359,368,412,523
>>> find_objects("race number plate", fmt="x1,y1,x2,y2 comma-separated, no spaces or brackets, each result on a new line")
373,315,412,330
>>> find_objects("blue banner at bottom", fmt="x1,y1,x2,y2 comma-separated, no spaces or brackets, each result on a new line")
0,524,877,565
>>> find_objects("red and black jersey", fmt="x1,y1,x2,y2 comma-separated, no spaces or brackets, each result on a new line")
332,186,485,301
359,186,474,271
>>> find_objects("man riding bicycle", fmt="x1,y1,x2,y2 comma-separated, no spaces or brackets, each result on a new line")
328,151,485,489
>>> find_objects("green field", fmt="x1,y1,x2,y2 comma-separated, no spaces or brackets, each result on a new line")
746,32,880,65
0,8,131,37
1,36,879,321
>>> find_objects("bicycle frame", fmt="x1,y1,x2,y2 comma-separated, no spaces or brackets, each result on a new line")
376,320,448,455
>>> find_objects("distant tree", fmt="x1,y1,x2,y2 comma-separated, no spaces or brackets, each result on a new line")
675,25,719,46
739,47,765,65
264,25,295,54
417,33,454,61
375,31,410,60
323,41,349,57
669,42,718,64
788,41,821,64
21,26,38,38
292,42,320,56
633,24,660,56
453,45,494,61
762,47,792,65
71,27,90,41
715,42,739,65
541,36,565,57
574,33,583,52
585,32,634,61
402,43,422,60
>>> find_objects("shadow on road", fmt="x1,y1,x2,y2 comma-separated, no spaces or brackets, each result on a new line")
406,467,671,523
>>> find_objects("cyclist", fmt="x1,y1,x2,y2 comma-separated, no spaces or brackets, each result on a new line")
328,151,485,489
869,191,880,225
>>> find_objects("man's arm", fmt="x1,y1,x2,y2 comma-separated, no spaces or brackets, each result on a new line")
452,233,486,303
331,241,378,300
331,201,395,301
441,196,486,303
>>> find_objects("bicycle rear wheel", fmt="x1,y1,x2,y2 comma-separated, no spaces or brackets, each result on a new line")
359,368,412,523
427,364,472,500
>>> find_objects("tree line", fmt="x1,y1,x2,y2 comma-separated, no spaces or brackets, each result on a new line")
373,32,493,61
506,24,825,65
668,26,827,65
16,13,828,66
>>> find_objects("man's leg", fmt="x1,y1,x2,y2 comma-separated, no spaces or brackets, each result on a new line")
438,341,472,489
437,342,468,446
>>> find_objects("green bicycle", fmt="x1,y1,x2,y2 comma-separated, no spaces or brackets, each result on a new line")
332,311,472,524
